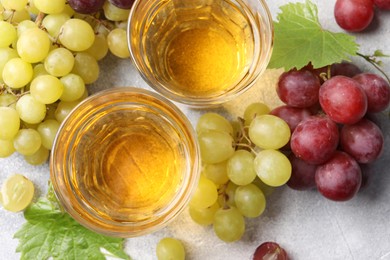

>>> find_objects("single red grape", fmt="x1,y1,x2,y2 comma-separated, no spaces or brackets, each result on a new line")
319,76,367,124
331,62,362,78
277,69,321,108
109,0,135,9
340,118,384,163
291,116,339,165
287,153,317,190
270,105,312,132
334,0,375,32
315,151,362,201
253,242,288,260
353,73,390,113
67,0,105,14
374,0,390,9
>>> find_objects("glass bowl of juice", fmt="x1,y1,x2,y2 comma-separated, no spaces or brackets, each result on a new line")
50,87,200,237
128,0,273,107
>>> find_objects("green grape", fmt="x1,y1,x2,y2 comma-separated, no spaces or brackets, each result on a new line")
42,13,70,38
254,149,292,187
252,177,274,197
203,161,229,185
248,114,291,150
0,139,15,158
189,202,219,226
86,34,109,61
107,28,130,58
0,93,17,107
16,94,46,124
0,107,20,140
13,128,42,155
156,238,185,260
196,112,233,135
17,20,37,37
3,9,30,23
227,150,257,186
244,102,270,126
1,174,34,212
44,48,74,77
103,1,130,21
213,207,245,242
198,130,235,164
59,18,95,52
55,100,79,122
72,52,99,84
30,75,64,104
234,184,266,218
190,176,218,209
2,58,33,89
0,47,18,81
17,28,51,63
24,145,49,165
0,21,17,48
37,119,60,149
218,181,237,208
59,73,85,102
33,63,49,78
1,0,29,11
33,0,65,14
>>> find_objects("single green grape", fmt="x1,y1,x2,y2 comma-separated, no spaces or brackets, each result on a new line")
196,112,233,135
1,174,34,212
244,102,270,126
0,47,19,81
59,18,95,52
190,176,218,209
33,0,65,14
234,184,266,218
42,13,70,38
203,161,229,185
72,52,99,84
189,202,219,226
198,130,235,164
249,114,291,150
2,58,33,89
1,0,29,11
17,28,51,63
107,28,130,58
254,149,292,187
0,21,17,48
156,238,185,260
60,73,86,102
13,128,42,156
86,34,109,61
227,150,257,186
213,207,245,242
24,145,49,165
54,100,79,123
103,1,130,21
37,119,60,150
44,48,75,77
0,139,15,158
30,75,64,104
16,94,46,124
0,107,20,140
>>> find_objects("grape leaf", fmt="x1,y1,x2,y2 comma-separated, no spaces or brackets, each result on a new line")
268,0,359,70
14,197,130,260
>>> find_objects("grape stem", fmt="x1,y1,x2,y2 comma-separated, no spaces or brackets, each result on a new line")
356,52,390,83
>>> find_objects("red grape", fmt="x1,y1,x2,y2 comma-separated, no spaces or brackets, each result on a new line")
291,116,339,165
315,151,362,201
109,0,135,9
353,73,390,113
334,0,375,32
319,76,367,124
287,153,317,190
340,118,384,163
67,0,105,14
331,62,362,78
277,69,321,108
270,105,312,132
374,0,390,9
253,242,288,260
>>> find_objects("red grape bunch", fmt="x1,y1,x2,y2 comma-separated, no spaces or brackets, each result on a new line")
274,62,390,201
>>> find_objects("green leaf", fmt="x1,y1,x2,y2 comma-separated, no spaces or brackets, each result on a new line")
14,197,130,260
268,0,359,70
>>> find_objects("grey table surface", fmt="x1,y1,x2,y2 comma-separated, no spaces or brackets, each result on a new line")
1,1,390,259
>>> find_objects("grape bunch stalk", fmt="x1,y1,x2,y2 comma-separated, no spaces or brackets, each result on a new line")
0,0,134,166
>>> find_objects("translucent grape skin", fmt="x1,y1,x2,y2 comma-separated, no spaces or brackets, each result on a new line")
234,184,266,218
196,112,233,135
291,116,339,165
198,130,235,164
334,0,374,32
340,118,384,163
287,153,317,191
353,73,390,113
253,242,288,260
213,207,245,243
109,0,135,9
277,68,320,108
227,150,257,186
156,238,185,260
1,174,35,212
315,151,362,201
67,0,105,14
319,75,367,125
